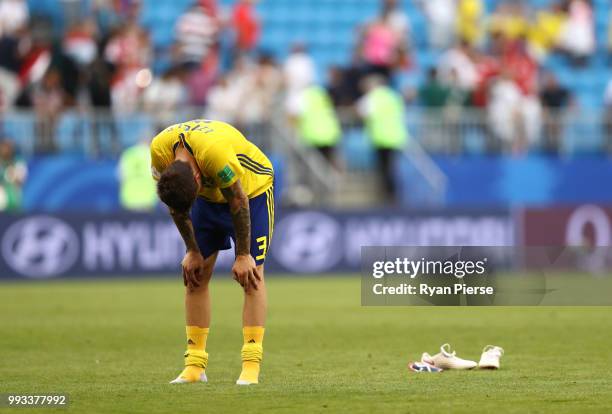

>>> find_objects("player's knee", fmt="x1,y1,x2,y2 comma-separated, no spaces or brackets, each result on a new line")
256,265,265,282
243,266,265,295
200,270,213,286
196,254,217,287
202,263,215,282
186,269,213,293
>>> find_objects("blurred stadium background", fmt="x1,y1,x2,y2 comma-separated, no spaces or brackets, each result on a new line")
2,4,612,412
1,0,612,278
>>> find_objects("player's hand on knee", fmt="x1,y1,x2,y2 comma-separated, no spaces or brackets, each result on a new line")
182,250,205,291
232,254,261,292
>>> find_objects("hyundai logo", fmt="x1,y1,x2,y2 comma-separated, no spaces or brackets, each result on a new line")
2,216,79,278
272,211,342,273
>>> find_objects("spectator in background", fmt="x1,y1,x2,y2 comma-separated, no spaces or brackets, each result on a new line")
32,68,66,152
63,19,98,69
87,50,118,155
105,18,151,114
457,0,484,47
528,2,567,62
206,56,256,124
487,71,524,153
382,0,410,38
418,68,468,153
50,42,81,108
359,1,408,81
174,0,220,106
0,139,27,211
326,66,350,109
292,83,341,166
540,72,571,154
467,49,502,152
500,39,542,151
232,0,260,56
174,2,219,70
327,59,364,110
237,54,283,148
105,18,150,70
418,67,449,153
62,18,98,113
0,38,20,112
559,0,595,66
418,67,449,107
488,1,529,44
0,0,29,112
438,40,478,92
487,65,541,156
0,24,24,76
110,66,151,115
0,0,29,38
0,69,19,112
357,75,407,203
143,66,187,130
416,0,456,49
443,69,470,153
117,139,157,211
205,74,242,123
283,43,316,117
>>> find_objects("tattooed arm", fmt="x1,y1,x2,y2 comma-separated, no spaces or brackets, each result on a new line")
170,209,205,290
170,209,200,253
221,180,261,291
220,181,251,256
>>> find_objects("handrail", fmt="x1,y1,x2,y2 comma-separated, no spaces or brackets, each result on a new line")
402,138,448,206
275,120,340,193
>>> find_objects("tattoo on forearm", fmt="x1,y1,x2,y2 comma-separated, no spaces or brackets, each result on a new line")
231,203,251,256
221,182,251,256
171,210,200,252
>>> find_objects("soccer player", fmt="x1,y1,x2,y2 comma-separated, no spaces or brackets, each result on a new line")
150,119,274,385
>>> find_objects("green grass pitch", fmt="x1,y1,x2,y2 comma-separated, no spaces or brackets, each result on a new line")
1,276,611,413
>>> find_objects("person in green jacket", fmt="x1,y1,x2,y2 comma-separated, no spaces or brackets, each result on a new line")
293,85,342,165
118,140,158,211
0,140,27,212
357,75,408,202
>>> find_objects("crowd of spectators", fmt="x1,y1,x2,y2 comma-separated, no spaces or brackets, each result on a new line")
0,0,611,158
322,0,608,155
415,0,594,154
0,0,263,153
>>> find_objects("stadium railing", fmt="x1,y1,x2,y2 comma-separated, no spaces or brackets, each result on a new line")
1,107,610,207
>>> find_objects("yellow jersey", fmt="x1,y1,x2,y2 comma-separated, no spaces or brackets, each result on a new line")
150,120,273,203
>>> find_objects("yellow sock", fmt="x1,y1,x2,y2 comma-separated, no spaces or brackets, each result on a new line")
238,326,264,384
179,326,209,382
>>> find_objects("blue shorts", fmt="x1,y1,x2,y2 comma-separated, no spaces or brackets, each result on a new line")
190,187,275,265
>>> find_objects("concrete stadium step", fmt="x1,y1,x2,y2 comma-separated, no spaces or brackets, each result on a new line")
331,171,383,207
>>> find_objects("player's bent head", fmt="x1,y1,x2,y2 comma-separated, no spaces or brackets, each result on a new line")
157,160,198,213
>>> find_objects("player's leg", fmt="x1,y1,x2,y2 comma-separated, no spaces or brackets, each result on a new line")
185,252,218,327
170,252,218,384
171,198,231,384
236,187,273,385
236,263,267,385
242,263,267,326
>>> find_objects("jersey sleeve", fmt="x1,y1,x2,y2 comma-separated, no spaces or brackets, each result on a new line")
202,142,245,189
150,139,169,182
